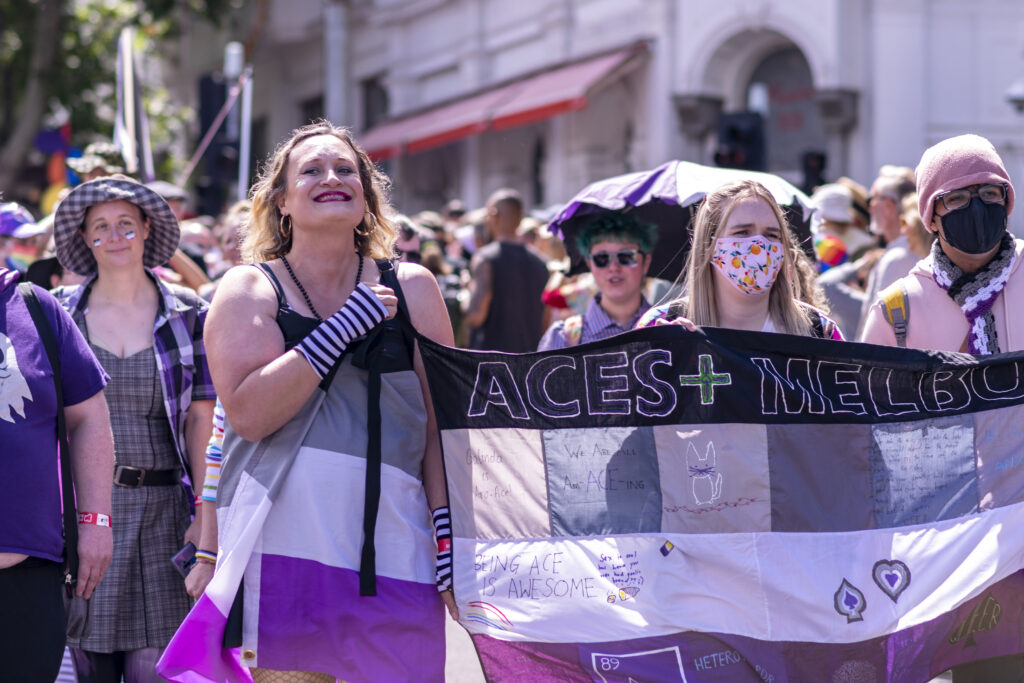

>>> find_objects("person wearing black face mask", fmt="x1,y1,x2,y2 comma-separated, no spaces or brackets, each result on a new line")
861,134,1024,681
861,134,1024,353
933,182,1008,256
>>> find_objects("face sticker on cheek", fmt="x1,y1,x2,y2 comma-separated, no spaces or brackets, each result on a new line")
90,230,136,248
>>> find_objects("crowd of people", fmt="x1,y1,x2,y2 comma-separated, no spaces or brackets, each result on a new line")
1,123,1021,681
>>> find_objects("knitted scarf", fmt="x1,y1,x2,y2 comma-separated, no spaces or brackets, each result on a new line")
930,232,1016,355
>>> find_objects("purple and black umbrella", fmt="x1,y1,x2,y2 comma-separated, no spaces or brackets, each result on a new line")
547,160,815,282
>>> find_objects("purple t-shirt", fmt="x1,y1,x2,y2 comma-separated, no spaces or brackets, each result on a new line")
0,269,108,561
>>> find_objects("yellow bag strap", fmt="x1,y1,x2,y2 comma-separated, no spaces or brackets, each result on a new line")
879,283,910,348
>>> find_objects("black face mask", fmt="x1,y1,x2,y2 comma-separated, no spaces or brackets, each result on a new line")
940,197,1008,255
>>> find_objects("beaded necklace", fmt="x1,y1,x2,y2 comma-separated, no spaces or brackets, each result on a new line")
280,253,363,323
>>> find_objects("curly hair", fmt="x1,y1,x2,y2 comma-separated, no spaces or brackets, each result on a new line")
574,211,659,255
243,119,396,263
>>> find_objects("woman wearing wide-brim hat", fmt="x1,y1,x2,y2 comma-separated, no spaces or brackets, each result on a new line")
51,175,216,682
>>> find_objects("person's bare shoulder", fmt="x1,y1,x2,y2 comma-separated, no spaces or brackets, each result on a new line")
213,264,278,312
397,262,454,345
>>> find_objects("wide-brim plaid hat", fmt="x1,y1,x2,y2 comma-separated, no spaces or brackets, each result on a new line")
54,176,180,275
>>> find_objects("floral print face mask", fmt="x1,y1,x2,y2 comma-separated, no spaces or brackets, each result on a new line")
711,234,783,295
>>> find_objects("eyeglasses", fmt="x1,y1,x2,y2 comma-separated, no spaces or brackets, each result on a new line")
589,249,642,268
936,183,1008,213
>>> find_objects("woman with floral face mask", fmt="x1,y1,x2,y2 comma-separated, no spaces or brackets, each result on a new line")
637,180,844,339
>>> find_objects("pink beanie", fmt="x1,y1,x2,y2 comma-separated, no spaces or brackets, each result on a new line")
916,134,1014,230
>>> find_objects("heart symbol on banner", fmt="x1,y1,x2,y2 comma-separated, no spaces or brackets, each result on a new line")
872,559,911,603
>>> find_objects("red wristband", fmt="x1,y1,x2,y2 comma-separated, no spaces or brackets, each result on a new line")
78,512,111,528
194,495,203,506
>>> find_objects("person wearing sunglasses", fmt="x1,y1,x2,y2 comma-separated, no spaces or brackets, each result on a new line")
538,213,656,350
860,134,1024,683
637,180,843,339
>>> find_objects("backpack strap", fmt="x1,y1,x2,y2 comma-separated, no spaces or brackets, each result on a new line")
354,258,412,596
879,282,910,348
562,314,583,347
375,259,412,328
18,283,80,596
794,300,836,339
810,312,825,339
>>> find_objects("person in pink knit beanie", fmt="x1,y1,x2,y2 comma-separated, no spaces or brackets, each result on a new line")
861,134,1024,353
861,133,1024,681
916,134,1014,248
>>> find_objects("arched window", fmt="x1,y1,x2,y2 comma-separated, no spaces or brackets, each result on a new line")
745,47,827,178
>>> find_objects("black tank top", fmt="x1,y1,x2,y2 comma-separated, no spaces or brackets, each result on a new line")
469,241,549,352
252,260,415,363
253,262,319,350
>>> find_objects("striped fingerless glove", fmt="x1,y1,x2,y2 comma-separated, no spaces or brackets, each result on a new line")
295,283,389,379
433,506,453,593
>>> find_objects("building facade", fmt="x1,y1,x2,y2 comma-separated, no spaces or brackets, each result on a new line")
163,0,1024,227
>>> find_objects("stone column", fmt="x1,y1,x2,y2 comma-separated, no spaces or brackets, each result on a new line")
672,93,723,164
815,88,859,179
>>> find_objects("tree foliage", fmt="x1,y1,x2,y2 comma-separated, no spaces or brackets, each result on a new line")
0,0,240,195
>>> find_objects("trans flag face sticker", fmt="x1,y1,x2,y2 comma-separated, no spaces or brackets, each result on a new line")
91,230,136,247
712,235,783,296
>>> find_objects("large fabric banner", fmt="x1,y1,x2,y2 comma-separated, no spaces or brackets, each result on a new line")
418,326,1024,683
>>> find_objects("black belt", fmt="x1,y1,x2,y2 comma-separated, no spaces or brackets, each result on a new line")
114,466,179,488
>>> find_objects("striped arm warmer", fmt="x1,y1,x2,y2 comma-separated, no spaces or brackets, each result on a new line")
294,283,389,379
202,400,226,503
433,506,453,592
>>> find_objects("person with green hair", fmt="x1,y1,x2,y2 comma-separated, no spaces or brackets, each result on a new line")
538,211,657,349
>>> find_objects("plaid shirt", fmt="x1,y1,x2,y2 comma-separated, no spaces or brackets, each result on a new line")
538,294,651,351
55,269,216,494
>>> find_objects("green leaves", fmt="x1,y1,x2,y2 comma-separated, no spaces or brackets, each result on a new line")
1,0,237,183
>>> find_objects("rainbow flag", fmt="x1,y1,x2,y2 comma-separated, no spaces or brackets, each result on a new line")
418,326,1024,682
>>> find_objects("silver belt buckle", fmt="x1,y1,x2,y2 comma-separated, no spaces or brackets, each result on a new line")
114,465,145,488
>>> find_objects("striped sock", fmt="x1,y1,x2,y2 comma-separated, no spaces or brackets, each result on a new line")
433,506,453,592
294,283,388,379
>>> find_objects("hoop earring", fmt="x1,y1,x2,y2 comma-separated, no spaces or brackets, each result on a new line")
279,214,292,241
354,219,371,237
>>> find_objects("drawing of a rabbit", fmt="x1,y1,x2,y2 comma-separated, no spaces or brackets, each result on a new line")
686,442,722,505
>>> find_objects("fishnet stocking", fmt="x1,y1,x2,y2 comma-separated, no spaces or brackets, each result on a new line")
251,668,337,683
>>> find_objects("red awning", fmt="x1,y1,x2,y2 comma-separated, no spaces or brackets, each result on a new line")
361,44,645,161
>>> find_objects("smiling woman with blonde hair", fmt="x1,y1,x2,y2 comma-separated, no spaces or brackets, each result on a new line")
638,179,843,339
194,120,455,682
243,123,396,264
